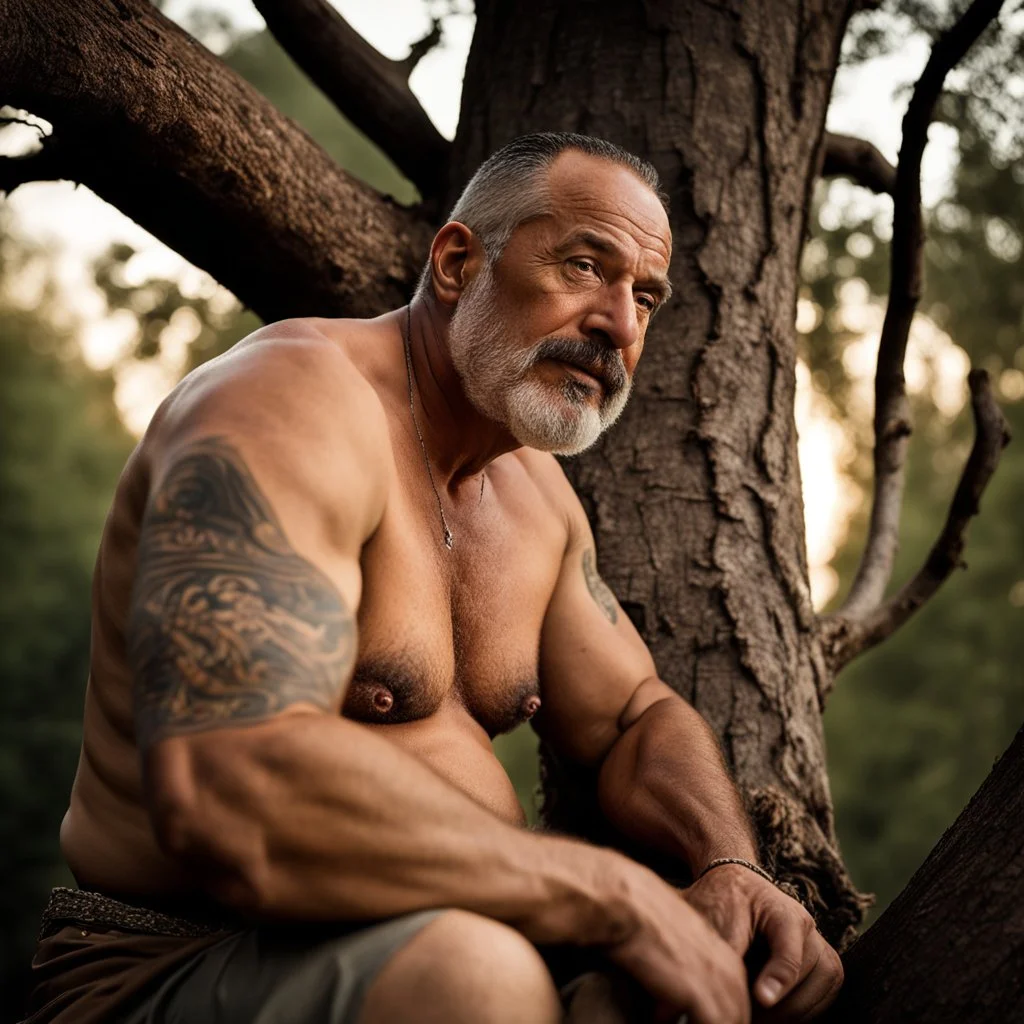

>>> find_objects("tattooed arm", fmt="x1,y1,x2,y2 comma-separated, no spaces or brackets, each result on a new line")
124,337,765,1020
127,336,649,943
130,435,358,747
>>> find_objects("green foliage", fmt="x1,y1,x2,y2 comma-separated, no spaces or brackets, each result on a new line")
828,401,1024,917
493,726,542,824
223,29,418,205
842,0,1024,165
816,90,1024,920
0,240,135,1012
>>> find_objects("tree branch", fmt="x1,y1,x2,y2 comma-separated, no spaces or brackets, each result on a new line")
832,0,1007,622
0,0,433,324
399,18,443,79
822,723,1024,1023
821,132,896,195
0,135,67,194
253,0,451,202
821,369,1011,675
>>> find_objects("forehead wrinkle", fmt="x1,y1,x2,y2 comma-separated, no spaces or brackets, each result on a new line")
555,183,670,252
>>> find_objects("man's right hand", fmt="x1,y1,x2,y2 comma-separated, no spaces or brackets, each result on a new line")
602,863,752,1024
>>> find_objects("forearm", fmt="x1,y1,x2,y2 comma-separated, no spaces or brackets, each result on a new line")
596,689,758,875
150,711,636,946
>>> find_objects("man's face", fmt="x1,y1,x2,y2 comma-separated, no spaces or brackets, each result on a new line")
448,151,672,455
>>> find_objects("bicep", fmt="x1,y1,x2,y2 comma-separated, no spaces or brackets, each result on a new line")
128,433,359,751
536,520,657,766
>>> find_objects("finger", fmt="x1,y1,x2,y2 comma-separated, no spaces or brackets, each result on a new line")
756,939,843,1023
676,953,751,1024
754,908,814,1008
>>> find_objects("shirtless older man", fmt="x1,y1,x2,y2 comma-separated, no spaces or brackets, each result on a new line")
26,133,842,1024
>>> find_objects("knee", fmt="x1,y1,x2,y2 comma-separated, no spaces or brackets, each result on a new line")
359,910,562,1024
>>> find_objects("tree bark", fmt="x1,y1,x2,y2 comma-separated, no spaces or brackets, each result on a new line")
0,0,432,322
451,0,869,947
822,725,1024,1023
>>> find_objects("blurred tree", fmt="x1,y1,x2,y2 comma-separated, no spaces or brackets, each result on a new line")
798,57,1024,918
0,232,134,1017
224,27,417,206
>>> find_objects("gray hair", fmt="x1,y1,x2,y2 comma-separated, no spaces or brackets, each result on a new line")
416,132,667,298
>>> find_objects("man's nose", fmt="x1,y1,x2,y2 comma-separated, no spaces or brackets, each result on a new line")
582,282,641,351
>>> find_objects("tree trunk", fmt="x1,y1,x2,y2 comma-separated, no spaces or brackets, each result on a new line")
450,0,869,947
822,725,1024,1023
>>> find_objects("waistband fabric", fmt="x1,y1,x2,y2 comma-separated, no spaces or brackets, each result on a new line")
40,886,232,940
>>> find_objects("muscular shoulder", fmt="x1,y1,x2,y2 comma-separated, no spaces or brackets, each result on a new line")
154,318,385,440
144,317,390,544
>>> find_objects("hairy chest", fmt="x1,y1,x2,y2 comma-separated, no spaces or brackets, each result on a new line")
345,464,566,736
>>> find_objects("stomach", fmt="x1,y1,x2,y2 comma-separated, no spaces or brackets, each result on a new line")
361,709,528,826
62,704,526,900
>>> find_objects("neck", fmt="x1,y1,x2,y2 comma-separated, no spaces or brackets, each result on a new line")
401,298,521,491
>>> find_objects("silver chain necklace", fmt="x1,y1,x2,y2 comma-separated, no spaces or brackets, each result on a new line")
403,306,454,550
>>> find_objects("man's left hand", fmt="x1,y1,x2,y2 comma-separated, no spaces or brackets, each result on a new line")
681,865,843,1021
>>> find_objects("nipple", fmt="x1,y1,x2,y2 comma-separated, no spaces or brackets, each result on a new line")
521,695,542,719
371,686,395,714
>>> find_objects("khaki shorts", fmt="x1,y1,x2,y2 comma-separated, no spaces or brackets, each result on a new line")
25,889,606,1024
115,913,443,1024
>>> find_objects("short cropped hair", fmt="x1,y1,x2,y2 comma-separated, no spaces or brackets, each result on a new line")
416,132,667,296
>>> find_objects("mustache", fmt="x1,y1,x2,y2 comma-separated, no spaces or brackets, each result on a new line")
530,337,628,395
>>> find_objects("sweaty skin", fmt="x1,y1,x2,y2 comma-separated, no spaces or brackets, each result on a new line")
57,151,840,1024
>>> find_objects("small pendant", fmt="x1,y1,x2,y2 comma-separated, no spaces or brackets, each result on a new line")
443,526,454,550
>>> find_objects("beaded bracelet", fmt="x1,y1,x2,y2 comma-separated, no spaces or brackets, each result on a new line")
696,856,777,886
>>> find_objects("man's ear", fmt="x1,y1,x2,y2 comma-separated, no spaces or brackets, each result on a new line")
429,222,486,306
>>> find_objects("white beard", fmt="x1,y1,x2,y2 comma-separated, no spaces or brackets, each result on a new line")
446,262,631,456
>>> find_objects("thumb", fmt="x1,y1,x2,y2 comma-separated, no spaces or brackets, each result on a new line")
754,910,808,1008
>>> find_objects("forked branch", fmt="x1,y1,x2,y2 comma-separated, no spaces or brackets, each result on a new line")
828,0,1007,632
821,370,1010,674
253,0,451,201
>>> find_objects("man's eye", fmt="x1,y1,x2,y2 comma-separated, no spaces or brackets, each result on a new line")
570,259,597,274
636,295,656,312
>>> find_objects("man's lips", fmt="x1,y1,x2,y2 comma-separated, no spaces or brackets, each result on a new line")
554,359,605,392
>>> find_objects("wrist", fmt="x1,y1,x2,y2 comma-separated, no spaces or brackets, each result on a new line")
689,836,760,877
697,857,774,886
513,840,640,948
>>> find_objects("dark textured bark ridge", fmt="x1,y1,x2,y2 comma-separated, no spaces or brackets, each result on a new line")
0,0,432,323
822,725,1024,1023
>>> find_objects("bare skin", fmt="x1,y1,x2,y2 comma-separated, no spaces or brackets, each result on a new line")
59,152,840,1023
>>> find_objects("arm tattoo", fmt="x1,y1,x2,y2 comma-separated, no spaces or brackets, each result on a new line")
582,548,618,624
128,436,355,749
